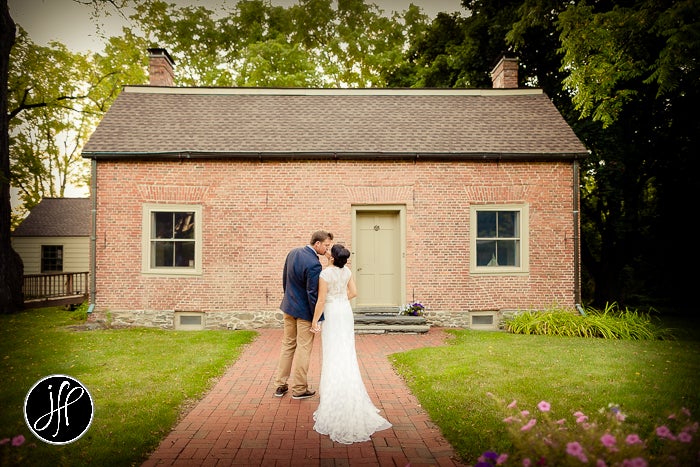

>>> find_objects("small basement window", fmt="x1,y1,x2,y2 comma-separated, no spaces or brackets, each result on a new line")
470,311,498,330
174,311,205,330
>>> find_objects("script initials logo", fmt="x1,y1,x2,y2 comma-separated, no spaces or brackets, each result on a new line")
24,375,94,445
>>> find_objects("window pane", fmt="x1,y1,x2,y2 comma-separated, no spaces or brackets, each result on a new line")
175,242,195,267
476,240,497,266
153,241,174,267
153,212,174,239
174,212,195,239
496,240,520,266
498,211,519,238
477,211,497,237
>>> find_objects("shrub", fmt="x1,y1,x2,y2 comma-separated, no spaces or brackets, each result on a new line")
504,303,675,340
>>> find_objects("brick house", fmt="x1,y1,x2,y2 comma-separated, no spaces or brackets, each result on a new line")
81,49,588,330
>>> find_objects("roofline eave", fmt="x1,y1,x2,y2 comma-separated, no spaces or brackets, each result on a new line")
81,150,589,162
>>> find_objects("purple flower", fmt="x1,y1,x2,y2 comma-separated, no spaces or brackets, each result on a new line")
482,451,499,460
11,435,25,447
537,401,551,412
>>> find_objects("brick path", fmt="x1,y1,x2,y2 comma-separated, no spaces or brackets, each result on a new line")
142,328,467,466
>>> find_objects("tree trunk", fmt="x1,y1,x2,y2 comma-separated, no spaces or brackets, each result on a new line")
0,0,24,313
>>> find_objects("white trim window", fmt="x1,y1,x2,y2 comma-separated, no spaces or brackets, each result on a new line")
470,204,529,274
142,204,202,275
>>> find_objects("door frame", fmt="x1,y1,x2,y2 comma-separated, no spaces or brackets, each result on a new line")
351,205,406,310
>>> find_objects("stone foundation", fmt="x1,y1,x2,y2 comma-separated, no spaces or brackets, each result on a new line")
88,308,508,330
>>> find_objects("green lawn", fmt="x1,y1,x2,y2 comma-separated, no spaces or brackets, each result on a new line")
0,307,256,466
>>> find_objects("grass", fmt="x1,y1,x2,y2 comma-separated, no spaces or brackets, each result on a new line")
390,318,700,464
0,307,256,466
2,306,698,466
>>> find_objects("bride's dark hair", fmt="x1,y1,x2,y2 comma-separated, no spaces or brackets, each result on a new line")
331,244,350,268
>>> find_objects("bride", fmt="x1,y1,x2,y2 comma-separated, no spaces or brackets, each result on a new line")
310,244,392,444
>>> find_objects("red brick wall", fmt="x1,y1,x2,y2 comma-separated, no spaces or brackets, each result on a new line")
93,158,578,324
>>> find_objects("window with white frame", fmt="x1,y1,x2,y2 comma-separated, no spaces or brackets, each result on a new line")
142,204,202,274
470,204,529,273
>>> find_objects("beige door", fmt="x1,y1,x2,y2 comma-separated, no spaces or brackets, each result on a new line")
354,211,401,308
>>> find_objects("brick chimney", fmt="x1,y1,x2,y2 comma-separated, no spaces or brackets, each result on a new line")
148,48,175,86
490,56,519,89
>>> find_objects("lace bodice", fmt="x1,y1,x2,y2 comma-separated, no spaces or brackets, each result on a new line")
320,266,351,301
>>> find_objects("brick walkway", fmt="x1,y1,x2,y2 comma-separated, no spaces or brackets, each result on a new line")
143,328,467,467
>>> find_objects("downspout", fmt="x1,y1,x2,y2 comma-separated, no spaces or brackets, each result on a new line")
573,160,584,316
88,158,97,314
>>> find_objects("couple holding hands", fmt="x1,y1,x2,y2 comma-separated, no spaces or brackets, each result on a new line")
273,231,391,444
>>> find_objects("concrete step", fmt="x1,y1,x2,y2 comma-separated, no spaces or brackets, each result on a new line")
354,323,431,334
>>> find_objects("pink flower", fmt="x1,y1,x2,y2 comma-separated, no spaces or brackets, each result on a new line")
600,433,617,449
678,431,692,443
556,418,566,425
521,410,530,417
566,441,589,462
656,425,677,440
625,434,643,445
573,411,586,418
596,460,608,467
503,416,515,423
621,457,648,467
0,438,9,445
681,407,691,417
537,401,551,412
522,459,532,467
496,453,508,465
508,400,518,409
576,415,589,424
11,435,25,447
521,419,537,431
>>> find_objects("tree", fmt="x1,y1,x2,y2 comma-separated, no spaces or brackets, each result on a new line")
558,0,700,307
399,0,699,309
129,0,428,88
1,0,134,313
1,0,24,313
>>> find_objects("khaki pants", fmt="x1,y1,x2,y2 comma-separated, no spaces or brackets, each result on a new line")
274,312,315,395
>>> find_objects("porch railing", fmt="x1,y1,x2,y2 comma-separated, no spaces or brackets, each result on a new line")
23,272,89,308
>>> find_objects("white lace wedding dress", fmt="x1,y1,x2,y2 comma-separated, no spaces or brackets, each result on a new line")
313,265,392,444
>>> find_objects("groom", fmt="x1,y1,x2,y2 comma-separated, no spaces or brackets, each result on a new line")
273,230,333,399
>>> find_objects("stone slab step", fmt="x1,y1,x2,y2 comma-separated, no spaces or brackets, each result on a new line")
354,324,431,334
354,315,427,325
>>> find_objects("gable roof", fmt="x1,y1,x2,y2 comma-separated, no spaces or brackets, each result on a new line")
82,86,588,161
13,198,90,237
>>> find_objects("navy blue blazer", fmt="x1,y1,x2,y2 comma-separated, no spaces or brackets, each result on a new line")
280,245,323,322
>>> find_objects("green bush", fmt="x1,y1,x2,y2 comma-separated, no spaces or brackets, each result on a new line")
504,302,676,340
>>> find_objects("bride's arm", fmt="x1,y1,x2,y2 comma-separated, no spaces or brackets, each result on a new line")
311,278,328,332
347,274,357,300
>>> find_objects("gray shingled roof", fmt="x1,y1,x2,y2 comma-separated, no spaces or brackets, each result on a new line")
82,87,588,160
13,198,90,237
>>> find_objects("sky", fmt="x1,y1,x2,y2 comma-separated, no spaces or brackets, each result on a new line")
8,0,466,52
